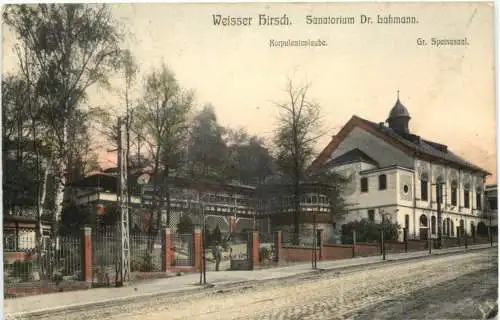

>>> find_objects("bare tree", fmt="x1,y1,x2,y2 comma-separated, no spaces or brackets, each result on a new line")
273,80,324,244
134,63,194,242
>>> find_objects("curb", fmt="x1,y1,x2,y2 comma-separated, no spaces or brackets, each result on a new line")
8,245,495,319
486,302,498,319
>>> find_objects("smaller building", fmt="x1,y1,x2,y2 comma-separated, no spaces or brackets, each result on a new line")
484,184,498,233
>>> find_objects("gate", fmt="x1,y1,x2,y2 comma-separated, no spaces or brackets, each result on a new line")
173,233,193,266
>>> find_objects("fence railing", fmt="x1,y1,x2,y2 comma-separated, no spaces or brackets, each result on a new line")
4,228,83,298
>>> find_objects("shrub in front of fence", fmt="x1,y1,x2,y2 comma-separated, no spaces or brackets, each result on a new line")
259,246,272,263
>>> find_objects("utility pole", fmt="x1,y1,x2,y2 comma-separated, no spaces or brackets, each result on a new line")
312,194,318,270
380,210,386,260
117,117,131,285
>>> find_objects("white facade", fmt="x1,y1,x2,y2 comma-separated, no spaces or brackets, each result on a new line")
323,121,487,241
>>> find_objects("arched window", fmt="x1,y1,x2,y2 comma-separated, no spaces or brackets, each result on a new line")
464,183,470,208
420,173,429,201
460,219,465,235
451,220,455,236
419,214,428,227
431,216,437,235
443,220,447,236
405,214,410,229
451,180,458,206
475,187,482,209
379,174,387,190
436,176,444,203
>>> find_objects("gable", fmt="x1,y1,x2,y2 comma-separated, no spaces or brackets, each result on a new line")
323,148,379,168
322,126,414,170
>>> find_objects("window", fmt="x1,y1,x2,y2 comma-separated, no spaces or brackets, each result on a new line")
450,220,455,236
405,214,410,229
464,183,470,208
361,177,368,193
489,198,498,210
464,191,470,208
368,209,375,221
451,181,457,206
378,174,387,190
431,216,436,235
421,180,428,201
476,192,482,209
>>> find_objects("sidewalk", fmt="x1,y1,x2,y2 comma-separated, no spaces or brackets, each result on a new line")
5,243,495,317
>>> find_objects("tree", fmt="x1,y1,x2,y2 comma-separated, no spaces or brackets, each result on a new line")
308,170,351,224
273,81,323,243
134,63,194,238
225,128,276,185
4,4,124,235
187,104,228,179
177,215,194,234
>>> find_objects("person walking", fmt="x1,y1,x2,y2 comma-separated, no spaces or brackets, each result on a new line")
212,242,222,271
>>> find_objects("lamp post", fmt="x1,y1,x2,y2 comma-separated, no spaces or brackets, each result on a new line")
379,208,399,260
379,209,387,261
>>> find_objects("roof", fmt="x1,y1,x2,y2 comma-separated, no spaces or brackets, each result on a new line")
387,99,411,121
323,148,379,168
310,115,490,175
359,117,488,174
68,172,118,189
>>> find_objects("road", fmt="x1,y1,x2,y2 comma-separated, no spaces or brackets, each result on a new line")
21,248,498,320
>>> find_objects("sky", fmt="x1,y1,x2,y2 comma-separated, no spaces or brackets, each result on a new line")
2,2,497,182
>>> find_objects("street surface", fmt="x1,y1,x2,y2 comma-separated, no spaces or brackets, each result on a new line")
17,249,498,320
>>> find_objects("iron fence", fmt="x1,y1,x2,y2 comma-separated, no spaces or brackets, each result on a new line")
4,227,82,298
130,231,162,272
92,226,120,286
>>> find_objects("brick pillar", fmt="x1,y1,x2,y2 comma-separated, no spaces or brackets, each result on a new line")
273,230,283,262
193,226,202,272
162,228,174,272
317,229,324,260
248,231,260,270
81,227,92,283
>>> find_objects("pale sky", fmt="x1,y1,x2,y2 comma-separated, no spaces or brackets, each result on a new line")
2,2,497,182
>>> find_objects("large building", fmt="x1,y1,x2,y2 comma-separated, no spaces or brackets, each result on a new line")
309,96,491,241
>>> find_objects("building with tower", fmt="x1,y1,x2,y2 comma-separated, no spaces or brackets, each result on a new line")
309,93,491,241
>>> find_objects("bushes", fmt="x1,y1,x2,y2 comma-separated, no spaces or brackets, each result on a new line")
341,219,401,244
130,253,155,272
11,260,35,282
177,215,194,234
259,246,272,262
